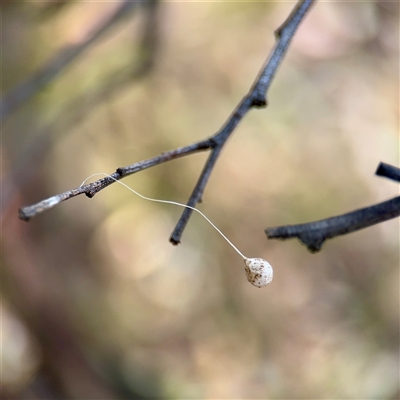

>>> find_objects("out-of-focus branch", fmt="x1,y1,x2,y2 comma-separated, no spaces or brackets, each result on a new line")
19,1,316,246
265,162,400,252
3,0,160,218
1,0,142,121
376,162,400,183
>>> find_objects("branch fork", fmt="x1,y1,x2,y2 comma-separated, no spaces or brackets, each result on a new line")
19,0,316,247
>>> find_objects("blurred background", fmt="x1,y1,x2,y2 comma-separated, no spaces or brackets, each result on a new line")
1,1,399,399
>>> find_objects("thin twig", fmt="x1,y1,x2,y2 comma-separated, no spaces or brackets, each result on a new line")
18,140,215,221
265,162,400,253
1,0,142,121
170,0,315,243
376,162,400,183
19,1,316,246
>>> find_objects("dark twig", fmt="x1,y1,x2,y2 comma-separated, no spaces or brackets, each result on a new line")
266,197,400,253
19,1,316,246
376,162,400,183
1,0,142,121
18,140,215,221
170,0,315,243
265,162,400,252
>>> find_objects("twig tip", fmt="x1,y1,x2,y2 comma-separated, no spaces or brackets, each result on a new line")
18,209,31,222
170,237,181,246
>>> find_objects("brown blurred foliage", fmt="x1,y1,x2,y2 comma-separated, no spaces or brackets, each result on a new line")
1,1,399,399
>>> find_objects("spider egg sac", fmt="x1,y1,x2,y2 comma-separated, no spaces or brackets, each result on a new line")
244,258,273,288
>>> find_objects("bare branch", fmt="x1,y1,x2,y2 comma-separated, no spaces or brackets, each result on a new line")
170,145,222,244
19,1,316,247
265,195,400,253
18,140,214,221
1,0,142,121
266,162,400,252
376,162,400,183
252,0,316,105
170,0,316,244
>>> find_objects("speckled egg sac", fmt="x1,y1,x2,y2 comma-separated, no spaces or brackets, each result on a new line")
244,258,273,288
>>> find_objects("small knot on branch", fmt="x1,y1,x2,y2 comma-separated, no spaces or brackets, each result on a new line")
251,97,268,108
274,27,283,39
298,235,325,253
116,167,124,176
85,191,96,198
